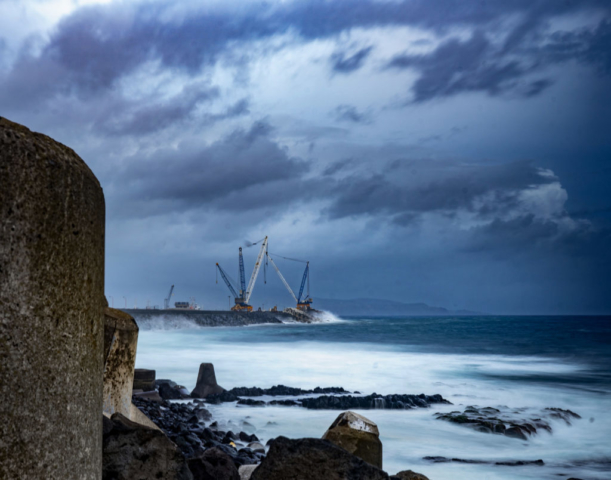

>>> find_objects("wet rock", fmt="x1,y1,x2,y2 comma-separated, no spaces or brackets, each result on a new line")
247,442,265,453
269,399,300,406
195,408,212,422
250,436,389,480
191,363,226,398
160,382,185,400
229,385,349,397
322,411,383,469
434,405,580,440
187,447,240,480
392,470,430,480
237,398,266,406
103,413,192,480
423,456,544,466
157,379,178,388
133,368,156,392
207,391,239,403
239,432,259,442
301,393,449,410
545,408,581,424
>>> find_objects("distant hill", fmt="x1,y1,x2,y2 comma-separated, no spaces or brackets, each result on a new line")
314,297,482,316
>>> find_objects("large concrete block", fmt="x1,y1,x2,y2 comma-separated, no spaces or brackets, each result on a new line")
191,363,225,398
103,307,139,417
133,368,156,391
0,118,105,479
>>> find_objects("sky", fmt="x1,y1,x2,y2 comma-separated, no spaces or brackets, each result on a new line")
1,0,610,314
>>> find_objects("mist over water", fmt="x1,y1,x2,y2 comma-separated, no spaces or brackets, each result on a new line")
134,315,611,479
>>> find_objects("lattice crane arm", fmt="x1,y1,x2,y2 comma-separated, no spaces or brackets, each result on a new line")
266,253,298,303
245,236,268,303
216,263,239,299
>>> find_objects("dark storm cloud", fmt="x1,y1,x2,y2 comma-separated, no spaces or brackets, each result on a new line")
330,46,373,73
2,0,608,108
387,17,611,102
96,83,221,136
387,30,551,102
325,160,551,219
333,105,372,123
109,121,310,217
542,19,611,74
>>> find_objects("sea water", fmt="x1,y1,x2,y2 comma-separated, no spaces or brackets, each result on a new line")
133,314,611,479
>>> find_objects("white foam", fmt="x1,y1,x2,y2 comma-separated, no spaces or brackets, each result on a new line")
311,310,346,323
135,329,611,480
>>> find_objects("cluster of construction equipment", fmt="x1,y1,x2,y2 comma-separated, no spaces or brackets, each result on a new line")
215,236,313,312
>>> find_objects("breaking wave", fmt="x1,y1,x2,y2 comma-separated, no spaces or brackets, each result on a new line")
134,315,202,331
311,310,345,323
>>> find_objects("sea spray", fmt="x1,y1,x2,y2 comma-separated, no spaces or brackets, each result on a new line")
135,315,611,480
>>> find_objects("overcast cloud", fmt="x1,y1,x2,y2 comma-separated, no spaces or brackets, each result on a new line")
1,0,609,313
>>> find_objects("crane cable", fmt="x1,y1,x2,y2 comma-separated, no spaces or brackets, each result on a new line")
267,253,308,263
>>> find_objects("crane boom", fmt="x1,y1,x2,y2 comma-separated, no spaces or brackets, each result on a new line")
266,253,298,303
297,263,309,302
245,236,268,303
164,284,175,309
238,247,246,297
216,263,239,299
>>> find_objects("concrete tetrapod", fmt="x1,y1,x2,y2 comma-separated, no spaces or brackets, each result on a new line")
0,117,105,479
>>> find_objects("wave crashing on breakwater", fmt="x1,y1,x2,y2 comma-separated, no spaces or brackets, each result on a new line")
128,308,345,330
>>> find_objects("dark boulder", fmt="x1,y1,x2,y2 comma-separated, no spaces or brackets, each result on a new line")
239,431,258,442
392,471,430,480
103,413,192,480
250,436,389,480
187,448,240,480
160,382,184,400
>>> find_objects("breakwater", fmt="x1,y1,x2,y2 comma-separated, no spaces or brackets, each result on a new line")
124,309,291,327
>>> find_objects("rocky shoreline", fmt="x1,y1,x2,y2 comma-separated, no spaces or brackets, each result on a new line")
118,364,453,479
117,363,589,480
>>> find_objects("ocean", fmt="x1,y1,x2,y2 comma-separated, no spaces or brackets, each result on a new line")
133,314,611,480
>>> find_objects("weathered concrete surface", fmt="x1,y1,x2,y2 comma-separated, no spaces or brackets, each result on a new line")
0,117,105,479
103,307,139,417
129,403,160,431
322,411,383,469
133,368,156,391
191,363,225,398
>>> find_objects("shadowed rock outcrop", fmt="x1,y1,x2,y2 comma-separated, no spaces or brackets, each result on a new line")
434,405,581,440
0,117,105,479
250,436,389,480
103,413,193,480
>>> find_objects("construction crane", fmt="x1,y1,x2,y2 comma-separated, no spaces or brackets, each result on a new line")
164,285,174,310
216,236,268,312
266,252,313,311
